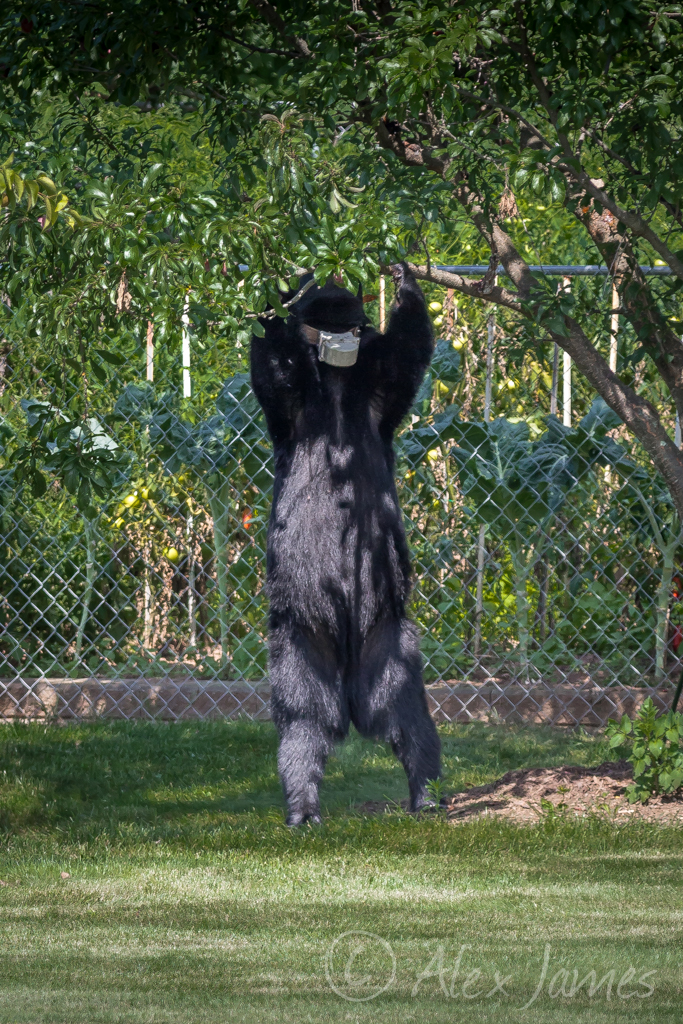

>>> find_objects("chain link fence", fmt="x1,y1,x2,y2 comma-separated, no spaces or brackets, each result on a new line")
1,282,680,727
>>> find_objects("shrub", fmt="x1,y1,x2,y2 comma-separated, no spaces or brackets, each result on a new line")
606,697,683,804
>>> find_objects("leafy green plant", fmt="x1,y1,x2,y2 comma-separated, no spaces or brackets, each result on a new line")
135,375,271,667
606,698,683,804
613,472,683,683
425,776,446,807
13,400,127,665
449,399,627,678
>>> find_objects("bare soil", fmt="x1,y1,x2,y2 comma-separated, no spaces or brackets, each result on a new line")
357,761,683,824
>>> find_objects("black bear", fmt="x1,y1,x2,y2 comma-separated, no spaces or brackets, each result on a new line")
250,263,441,825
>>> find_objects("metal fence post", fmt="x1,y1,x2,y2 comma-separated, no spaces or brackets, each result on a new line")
474,300,495,661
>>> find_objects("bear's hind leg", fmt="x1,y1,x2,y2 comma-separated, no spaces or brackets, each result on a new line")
355,617,441,812
270,621,346,826
276,719,331,826
389,707,441,812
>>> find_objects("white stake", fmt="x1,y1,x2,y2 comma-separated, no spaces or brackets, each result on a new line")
182,292,191,398
609,283,619,374
563,350,572,427
379,275,386,332
604,286,620,485
146,320,154,382
561,277,572,427
550,343,559,416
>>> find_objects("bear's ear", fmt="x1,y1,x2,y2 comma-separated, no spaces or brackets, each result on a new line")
356,282,363,301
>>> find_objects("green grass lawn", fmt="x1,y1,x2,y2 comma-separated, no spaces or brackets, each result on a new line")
0,719,681,1023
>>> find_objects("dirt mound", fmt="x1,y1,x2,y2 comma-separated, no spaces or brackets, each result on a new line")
443,761,683,824
355,762,683,824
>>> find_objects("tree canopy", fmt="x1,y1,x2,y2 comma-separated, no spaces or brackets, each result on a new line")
2,0,683,509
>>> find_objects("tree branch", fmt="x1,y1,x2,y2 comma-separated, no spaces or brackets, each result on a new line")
549,317,683,522
515,3,683,280
454,86,553,149
196,19,295,57
564,169,683,280
248,0,312,58
453,182,535,300
375,118,449,176
589,132,683,230
373,120,534,299
400,262,522,311
574,199,683,423
412,252,683,520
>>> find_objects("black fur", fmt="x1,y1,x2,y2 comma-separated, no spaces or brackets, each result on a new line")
250,265,441,825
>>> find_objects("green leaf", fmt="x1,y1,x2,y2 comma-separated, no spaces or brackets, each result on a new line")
64,465,80,494
96,348,126,366
31,470,47,497
90,360,108,383
77,479,91,511
545,315,569,337
644,74,676,87
549,177,565,203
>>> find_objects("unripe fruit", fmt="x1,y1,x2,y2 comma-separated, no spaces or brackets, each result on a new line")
123,493,138,507
433,315,443,326
436,381,450,398
428,301,442,312
506,379,518,390
427,449,439,462
140,487,150,500
114,517,125,529
452,339,464,351
164,547,180,563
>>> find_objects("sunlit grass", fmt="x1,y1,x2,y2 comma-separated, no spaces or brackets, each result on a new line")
0,720,680,1022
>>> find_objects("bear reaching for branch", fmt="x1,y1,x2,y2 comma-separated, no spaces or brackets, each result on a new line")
250,263,441,825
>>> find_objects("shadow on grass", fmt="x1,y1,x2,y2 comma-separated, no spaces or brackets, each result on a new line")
0,718,610,832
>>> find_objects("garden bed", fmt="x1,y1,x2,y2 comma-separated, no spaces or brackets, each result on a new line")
357,761,683,825
442,760,683,825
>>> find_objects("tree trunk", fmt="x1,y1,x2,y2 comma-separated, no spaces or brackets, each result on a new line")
407,260,683,525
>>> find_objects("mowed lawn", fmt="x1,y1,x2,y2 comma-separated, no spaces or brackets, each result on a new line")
0,719,681,1023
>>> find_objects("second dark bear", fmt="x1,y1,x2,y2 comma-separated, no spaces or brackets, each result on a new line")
250,264,441,825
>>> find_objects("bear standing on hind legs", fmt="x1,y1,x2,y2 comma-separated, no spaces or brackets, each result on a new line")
250,263,441,825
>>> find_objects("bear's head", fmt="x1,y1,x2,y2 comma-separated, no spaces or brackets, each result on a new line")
292,276,367,333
